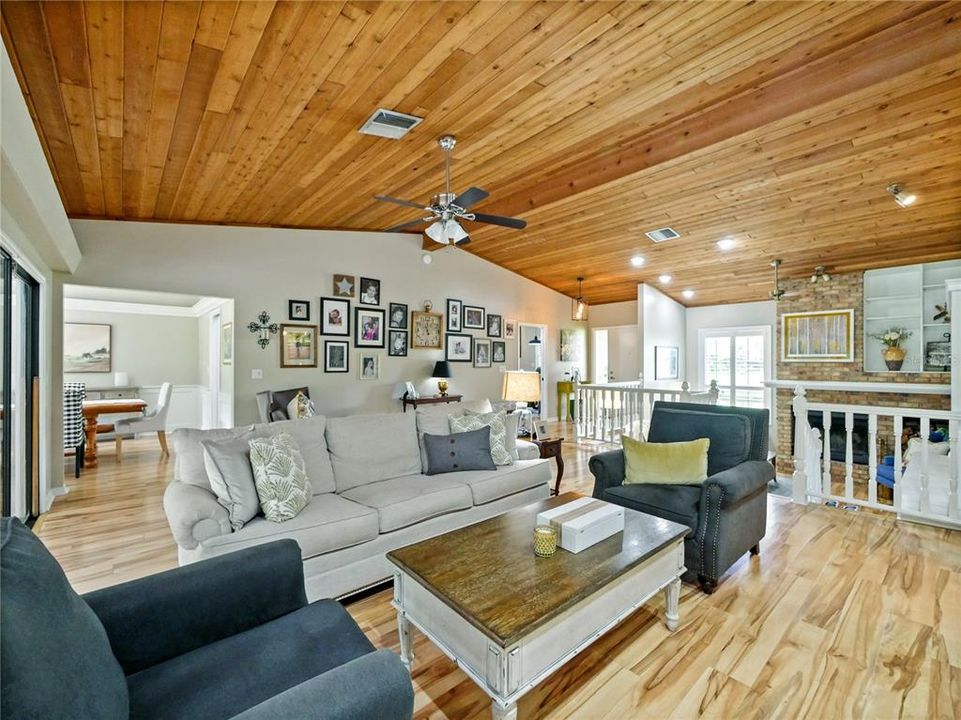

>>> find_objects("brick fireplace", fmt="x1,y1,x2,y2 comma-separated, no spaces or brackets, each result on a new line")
773,272,950,477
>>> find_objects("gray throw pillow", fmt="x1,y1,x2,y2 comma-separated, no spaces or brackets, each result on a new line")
424,427,496,475
450,411,514,465
201,436,263,531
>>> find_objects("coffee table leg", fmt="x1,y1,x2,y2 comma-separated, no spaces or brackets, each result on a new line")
665,577,681,631
491,700,517,720
397,610,415,670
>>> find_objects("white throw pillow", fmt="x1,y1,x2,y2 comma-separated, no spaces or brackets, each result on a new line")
286,392,316,420
248,432,312,523
467,408,519,460
449,411,514,466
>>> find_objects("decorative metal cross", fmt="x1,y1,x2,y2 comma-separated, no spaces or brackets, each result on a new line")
248,310,279,349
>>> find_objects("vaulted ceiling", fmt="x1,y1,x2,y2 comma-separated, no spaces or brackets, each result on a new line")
3,1,960,306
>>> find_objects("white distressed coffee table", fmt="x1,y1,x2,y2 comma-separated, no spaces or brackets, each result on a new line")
387,492,688,720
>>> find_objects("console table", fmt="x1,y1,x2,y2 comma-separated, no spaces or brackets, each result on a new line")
402,394,462,412
557,381,575,422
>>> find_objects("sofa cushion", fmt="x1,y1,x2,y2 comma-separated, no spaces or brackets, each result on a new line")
201,437,261,530
126,599,374,720
647,407,751,476
424,427,496,475
200,494,378,559
326,412,421,492
603,483,701,533
415,399,493,470
269,415,336,494
0,518,129,720
448,459,551,505
172,425,261,490
342,475,473,533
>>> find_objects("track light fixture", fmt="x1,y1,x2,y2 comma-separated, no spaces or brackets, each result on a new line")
886,183,916,208
810,265,831,284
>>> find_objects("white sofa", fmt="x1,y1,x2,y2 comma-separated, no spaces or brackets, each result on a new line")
163,400,550,600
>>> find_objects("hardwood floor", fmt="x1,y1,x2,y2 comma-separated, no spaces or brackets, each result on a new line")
38,427,961,719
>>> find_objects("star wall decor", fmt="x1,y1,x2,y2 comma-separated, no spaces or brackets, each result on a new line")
333,274,355,297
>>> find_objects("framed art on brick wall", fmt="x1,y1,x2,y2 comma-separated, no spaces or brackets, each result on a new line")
781,309,854,362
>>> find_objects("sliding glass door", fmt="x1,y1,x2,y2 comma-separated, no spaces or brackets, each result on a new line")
1,249,40,521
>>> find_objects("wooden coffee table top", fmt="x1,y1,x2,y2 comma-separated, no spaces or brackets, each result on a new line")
387,492,689,647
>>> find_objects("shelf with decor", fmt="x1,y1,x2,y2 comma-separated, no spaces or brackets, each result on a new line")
862,259,960,374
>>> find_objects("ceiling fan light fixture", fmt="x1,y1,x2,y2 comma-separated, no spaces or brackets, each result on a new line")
886,183,917,208
424,221,450,245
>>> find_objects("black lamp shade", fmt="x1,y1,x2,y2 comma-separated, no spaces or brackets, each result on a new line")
432,361,452,378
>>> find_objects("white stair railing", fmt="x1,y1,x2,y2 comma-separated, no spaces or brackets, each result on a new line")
791,385,960,528
575,380,719,443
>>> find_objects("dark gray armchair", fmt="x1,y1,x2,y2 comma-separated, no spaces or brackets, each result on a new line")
255,386,310,423
590,401,773,593
0,519,414,720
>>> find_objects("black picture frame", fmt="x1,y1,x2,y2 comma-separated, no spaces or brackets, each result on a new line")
324,340,349,373
388,302,408,329
388,330,408,357
474,338,491,368
358,277,380,306
487,313,502,338
445,332,473,362
319,297,350,337
288,299,310,322
463,305,485,330
492,341,506,364
446,298,463,332
355,307,386,348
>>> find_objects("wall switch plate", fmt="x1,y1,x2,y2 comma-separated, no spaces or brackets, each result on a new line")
251,369,263,380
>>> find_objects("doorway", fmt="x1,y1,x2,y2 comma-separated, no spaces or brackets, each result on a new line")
208,312,221,429
517,323,547,418
1,249,41,521
591,325,639,383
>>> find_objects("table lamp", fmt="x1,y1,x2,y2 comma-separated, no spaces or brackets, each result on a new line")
501,370,541,438
432,361,452,397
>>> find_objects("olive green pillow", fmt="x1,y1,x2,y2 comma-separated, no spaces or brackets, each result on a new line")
622,435,710,485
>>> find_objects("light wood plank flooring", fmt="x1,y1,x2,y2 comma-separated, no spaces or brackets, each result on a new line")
38,427,961,719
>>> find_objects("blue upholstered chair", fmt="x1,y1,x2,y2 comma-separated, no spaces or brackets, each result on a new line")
590,401,774,593
0,519,413,720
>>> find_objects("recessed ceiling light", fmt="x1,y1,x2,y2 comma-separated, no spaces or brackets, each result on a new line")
658,274,672,284
630,255,645,267
682,289,695,300
717,237,736,251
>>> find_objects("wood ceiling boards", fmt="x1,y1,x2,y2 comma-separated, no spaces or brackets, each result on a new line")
2,1,960,306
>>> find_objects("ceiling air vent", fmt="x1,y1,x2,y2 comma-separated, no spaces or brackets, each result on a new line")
645,227,680,243
359,108,423,139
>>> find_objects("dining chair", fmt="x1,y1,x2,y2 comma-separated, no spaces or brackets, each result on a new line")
63,382,86,478
114,383,172,463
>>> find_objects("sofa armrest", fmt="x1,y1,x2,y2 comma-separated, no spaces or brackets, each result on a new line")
84,540,307,675
231,649,414,720
516,439,539,461
589,450,626,498
163,480,231,550
705,460,774,506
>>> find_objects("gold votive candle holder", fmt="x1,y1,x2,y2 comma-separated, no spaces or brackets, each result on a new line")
533,524,557,557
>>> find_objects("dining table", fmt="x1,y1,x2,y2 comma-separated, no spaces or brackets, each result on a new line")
82,398,147,467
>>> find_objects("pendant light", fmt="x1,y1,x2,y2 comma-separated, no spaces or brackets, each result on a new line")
572,276,589,321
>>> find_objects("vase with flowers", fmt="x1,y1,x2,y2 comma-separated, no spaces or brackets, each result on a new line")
870,327,913,370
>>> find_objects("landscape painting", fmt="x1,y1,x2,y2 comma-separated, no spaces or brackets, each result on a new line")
64,323,112,373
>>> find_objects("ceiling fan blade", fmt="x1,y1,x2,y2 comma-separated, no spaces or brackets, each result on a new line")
469,212,527,230
374,195,428,210
386,216,432,232
453,186,489,209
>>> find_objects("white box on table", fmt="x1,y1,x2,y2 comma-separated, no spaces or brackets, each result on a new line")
536,497,625,553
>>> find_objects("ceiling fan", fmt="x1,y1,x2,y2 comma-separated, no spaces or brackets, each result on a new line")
373,135,526,245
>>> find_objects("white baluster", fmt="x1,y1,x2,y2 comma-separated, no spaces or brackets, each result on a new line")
791,386,808,504
822,410,832,496
919,416,930,514
844,412,854,502
893,416,903,512
868,413,878,505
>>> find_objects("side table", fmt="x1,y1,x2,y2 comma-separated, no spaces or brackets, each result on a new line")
532,437,564,496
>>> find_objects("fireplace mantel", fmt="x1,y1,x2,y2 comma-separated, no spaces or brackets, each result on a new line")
765,380,950,395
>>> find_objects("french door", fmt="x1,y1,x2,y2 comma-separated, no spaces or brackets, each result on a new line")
1,249,41,521
699,326,771,409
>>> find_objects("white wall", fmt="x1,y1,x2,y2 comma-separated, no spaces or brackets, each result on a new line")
63,308,201,388
639,284,686,388
588,300,638,328
68,220,581,423
685,300,777,386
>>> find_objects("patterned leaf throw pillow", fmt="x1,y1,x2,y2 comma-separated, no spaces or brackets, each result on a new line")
449,411,514,466
248,432,312,522
286,391,316,420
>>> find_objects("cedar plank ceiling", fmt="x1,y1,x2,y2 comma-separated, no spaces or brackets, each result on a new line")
3,1,961,307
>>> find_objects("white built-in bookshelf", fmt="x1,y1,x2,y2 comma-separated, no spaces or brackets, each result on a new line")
863,259,960,374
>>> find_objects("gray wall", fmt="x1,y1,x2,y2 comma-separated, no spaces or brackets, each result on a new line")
68,220,583,424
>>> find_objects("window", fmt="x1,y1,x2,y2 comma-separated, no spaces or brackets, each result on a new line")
698,326,771,409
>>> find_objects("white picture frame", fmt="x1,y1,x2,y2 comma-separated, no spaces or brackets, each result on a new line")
359,352,380,380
